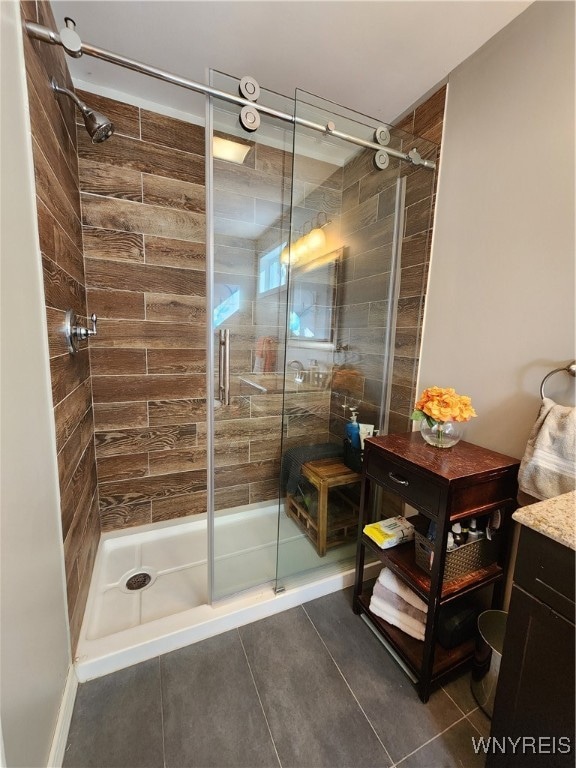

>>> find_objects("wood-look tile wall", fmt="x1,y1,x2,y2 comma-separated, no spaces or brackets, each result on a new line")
25,21,443,557
390,86,446,432
273,157,343,456
21,0,100,652
211,141,339,508
213,140,281,509
75,91,208,531
328,147,400,441
211,92,444,482
328,87,446,441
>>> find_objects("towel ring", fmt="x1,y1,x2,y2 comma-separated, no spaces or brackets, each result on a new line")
540,360,576,399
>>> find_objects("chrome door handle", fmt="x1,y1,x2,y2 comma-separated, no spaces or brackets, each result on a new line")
218,329,230,405
223,328,230,405
218,329,224,400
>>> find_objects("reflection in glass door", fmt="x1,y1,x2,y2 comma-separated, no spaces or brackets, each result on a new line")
275,90,407,590
208,75,437,601
208,72,295,600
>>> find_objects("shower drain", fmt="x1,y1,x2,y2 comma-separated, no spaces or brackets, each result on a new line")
119,565,157,594
125,572,152,590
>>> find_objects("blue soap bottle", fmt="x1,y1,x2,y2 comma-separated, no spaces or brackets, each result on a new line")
346,408,361,450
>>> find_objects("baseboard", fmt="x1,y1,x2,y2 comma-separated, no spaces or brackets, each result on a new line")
47,665,78,767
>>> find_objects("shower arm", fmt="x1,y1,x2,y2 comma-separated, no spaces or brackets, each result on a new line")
24,20,436,171
51,79,87,113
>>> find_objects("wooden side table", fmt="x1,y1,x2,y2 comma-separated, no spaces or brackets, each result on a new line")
353,432,520,702
286,457,361,556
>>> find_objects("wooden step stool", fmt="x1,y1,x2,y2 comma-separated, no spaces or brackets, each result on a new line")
285,457,362,556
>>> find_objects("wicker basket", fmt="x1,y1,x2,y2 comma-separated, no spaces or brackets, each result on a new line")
414,530,500,581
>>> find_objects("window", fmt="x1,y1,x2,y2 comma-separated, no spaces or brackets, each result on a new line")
258,242,287,294
214,284,240,327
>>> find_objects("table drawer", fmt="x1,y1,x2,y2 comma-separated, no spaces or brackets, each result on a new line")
364,450,442,516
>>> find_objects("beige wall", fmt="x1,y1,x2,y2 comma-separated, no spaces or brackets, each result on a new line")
419,1,575,460
0,1,71,765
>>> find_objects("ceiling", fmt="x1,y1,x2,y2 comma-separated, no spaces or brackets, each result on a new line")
50,1,531,127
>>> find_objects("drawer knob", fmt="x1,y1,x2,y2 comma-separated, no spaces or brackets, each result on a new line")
388,471,409,486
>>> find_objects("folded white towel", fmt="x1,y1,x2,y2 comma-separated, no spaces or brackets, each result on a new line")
518,398,576,501
372,582,427,624
369,595,425,641
378,567,428,614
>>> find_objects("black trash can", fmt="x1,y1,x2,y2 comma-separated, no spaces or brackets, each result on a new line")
471,609,507,718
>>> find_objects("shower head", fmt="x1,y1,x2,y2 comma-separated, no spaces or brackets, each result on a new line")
82,108,115,144
50,78,114,143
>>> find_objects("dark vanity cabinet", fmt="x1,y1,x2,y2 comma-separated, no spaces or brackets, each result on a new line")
487,525,575,768
353,433,520,703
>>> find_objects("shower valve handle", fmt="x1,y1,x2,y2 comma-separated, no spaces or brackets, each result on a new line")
64,310,97,354
88,313,98,337
75,314,98,340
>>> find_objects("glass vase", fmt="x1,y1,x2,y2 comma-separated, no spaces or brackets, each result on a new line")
420,420,463,448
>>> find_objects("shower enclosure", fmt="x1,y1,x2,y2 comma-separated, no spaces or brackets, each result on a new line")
208,72,438,601
23,12,438,677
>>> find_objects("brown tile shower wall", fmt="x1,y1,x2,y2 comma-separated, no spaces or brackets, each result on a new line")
79,93,341,523
211,142,285,510
212,145,339,508
251,152,343,456
329,87,446,442
71,81,440,537
328,146,401,442
20,0,100,651
390,86,446,433
75,93,208,531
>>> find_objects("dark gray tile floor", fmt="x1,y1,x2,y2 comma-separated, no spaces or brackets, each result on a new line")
63,588,491,768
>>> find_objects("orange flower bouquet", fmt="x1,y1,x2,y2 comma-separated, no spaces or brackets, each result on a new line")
411,386,476,447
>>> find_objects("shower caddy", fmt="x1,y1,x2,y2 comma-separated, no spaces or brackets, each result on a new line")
353,432,520,702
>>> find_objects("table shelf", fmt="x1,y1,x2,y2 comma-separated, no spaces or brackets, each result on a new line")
355,593,476,683
361,534,505,604
353,433,520,702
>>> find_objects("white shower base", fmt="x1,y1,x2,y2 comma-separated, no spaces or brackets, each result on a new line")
75,502,376,682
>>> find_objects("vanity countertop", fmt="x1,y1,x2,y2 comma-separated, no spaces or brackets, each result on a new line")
513,490,576,551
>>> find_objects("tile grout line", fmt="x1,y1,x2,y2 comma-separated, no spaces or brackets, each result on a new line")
302,605,395,768
440,682,470,717
466,710,489,739
393,711,470,767
236,628,283,768
158,656,167,768
441,681,488,737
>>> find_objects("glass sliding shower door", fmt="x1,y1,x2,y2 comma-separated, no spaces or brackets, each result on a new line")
275,90,407,590
208,72,295,600
208,75,438,601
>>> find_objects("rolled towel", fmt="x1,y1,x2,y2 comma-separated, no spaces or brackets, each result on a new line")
372,582,427,624
378,567,428,614
369,595,425,641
